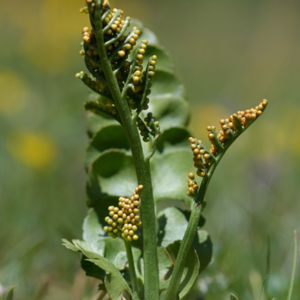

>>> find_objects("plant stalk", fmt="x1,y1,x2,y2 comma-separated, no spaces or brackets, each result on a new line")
287,230,298,300
124,241,140,298
163,155,222,300
164,119,264,300
91,4,159,300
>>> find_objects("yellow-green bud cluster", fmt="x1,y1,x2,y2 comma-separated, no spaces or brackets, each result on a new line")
189,99,268,177
137,113,160,142
216,99,268,146
104,185,143,241
80,0,159,130
85,99,118,120
82,26,92,44
103,8,125,35
126,43,158,115
81,1,143,80
148,55,158,78
130,42,157,94
187,173,199,197
115,27,141,58
131,41,149,87
189,137,213,177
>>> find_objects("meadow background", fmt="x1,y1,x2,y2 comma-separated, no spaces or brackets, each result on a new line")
0,0,299,299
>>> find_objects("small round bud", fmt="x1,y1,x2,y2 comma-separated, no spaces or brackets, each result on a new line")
118,50,126,57
148,71,155,77
133,76,140,84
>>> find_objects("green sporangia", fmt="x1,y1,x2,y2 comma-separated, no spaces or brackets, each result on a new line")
63,1,268,299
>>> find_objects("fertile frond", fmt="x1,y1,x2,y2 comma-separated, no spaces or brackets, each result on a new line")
189,99,268,178
78,0,160,140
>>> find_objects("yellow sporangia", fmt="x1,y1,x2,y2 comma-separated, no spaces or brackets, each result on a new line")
7,132,57,170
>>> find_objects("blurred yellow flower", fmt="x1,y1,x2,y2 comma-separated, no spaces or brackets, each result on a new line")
7,132,57,170
20,0,85,72
0,71,29,115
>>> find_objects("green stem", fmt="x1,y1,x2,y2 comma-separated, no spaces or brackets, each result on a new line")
163,155,223,300
124,241,140,298
164,117,265,300
91,4,159,300
287,230,298,300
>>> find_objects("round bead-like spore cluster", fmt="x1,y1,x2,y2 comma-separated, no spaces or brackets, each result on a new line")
81,1,142,77
80,0,160,142
104,185,143,241
127,40,158,110
187,173,199,197
189,99,268,177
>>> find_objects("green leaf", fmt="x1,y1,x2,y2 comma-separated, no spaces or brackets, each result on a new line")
155,225,212,295
86,105,117,137
157,247,173,290
89,124,129,152
82,209,105,255
194,230,213,273
149,95,189,131
104,238,127,270
62,239,131,299
81,256,105,280
86,172,118,220
150,71,185,99
62,238,106,280
88,258,131,300
178,248,200,299
62,239,79,252
151,150,194,204
104,274,132,300
156,127,190,153
0,287,14,300
230,293,240,300
93,150,136,197
144,45,174,73
84,21,192,211
158,207,188,247
160,242,200,298
90,147,194,204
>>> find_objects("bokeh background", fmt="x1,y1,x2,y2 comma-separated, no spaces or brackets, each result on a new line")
0,0,299,299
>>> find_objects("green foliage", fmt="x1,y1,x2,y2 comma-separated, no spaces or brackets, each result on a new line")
0,287,14,300
63,1,268,299
65,1,206,297
62,238,131,299
229,293,239,300
84,22,193,208
156,207,212,297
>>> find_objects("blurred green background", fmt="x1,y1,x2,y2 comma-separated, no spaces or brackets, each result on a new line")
0,0,299,299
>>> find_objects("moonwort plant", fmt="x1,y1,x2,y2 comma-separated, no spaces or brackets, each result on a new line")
62,1,268,299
